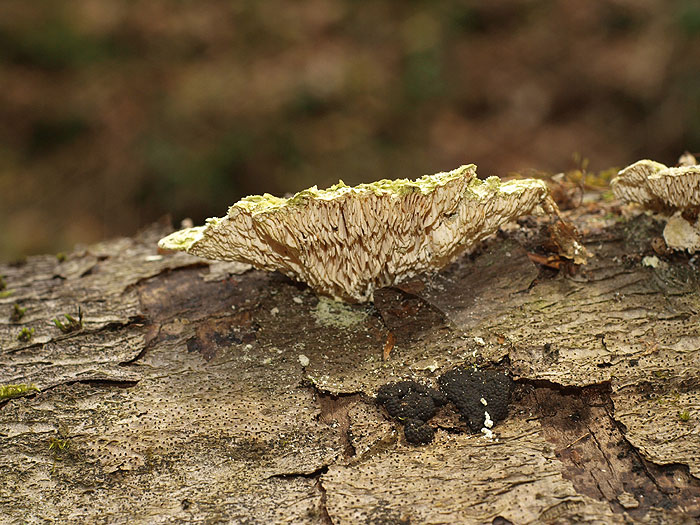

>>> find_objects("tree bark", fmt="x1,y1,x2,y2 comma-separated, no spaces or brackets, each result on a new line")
1,200,698,524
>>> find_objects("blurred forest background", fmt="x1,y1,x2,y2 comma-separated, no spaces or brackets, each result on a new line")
1,0,699,261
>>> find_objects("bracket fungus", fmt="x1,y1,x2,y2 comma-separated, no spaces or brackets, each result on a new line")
612,156,700,252
159,165,568,302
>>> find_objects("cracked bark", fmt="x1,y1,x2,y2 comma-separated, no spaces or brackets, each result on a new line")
1,199,699,524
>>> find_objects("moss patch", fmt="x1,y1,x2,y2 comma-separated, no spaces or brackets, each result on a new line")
17,327,34,342
10,303,26,322
0,383,39,400
52,307,83,333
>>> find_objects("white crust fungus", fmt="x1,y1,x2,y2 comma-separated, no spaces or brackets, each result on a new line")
611,158,700,252
159,165,559,302
664,214,700,252
481,411,494,439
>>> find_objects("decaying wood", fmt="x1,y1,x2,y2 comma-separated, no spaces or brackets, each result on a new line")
1,199,699,524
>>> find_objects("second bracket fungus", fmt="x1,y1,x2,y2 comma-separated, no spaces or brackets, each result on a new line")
612,156,700,252
159,165,563,302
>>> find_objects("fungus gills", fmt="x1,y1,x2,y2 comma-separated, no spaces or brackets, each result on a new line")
159,165,564,302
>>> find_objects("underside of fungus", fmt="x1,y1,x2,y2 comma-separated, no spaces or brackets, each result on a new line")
159,165,565,302
612,157,700,252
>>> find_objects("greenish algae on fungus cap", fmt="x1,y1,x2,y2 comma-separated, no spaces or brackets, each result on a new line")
159,165,560,302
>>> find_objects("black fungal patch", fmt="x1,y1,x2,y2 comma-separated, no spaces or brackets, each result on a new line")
376,368,515,446
375,380,446,445
403,418,435,445
438,368,514,433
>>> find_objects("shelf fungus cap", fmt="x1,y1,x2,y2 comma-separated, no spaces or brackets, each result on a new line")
612,158,700,251
159,165,563,302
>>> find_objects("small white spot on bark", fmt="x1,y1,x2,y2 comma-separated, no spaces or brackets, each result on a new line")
642,255,660,268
